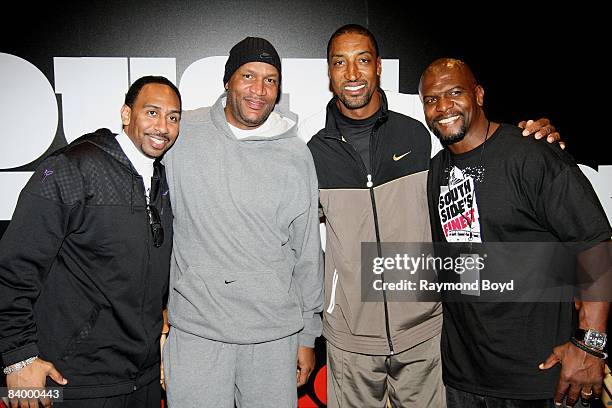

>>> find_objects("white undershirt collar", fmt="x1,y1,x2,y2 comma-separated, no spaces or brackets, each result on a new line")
116,131,155,198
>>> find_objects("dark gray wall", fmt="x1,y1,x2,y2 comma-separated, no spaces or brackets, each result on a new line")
0,3,607,405
0,3,604,245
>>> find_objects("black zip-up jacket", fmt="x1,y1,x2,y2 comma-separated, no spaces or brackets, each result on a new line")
0,129,173,398
307,90,443,355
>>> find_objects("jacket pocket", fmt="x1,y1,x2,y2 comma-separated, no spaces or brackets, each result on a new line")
327,265,386,337
60,305,101,361
171,266,303,343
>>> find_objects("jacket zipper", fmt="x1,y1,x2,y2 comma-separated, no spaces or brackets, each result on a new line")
138,174,154,373
368,118,394,355
337,124,395,355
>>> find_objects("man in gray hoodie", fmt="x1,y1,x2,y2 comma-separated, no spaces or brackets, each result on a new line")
161,37,324,408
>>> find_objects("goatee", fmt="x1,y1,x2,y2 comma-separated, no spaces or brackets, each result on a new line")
432,124,467,147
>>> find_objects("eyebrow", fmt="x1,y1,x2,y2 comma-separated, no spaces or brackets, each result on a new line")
424,85,467,96
445,86,468,93
240,69,279,79
331,50,373,58
143,104,181,114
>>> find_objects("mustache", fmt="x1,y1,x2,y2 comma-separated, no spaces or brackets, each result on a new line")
243,96,268,103
342,80,367,86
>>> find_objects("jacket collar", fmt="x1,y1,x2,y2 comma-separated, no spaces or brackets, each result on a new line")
76,128,134,169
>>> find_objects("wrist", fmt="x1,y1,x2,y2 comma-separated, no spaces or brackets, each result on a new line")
2,355,38,375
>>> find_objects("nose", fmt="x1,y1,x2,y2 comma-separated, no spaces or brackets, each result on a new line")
345,60,360,81
251,78,266,96
436,96,453,113
155,115,169,134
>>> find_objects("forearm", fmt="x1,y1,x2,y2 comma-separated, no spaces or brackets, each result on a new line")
577,301,609,332
576,240,611,332
293,161,325,339
162,308,170,334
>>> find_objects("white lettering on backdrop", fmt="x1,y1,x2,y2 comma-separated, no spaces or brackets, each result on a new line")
0,53,609,229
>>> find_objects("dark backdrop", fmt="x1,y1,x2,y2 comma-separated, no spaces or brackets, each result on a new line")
0,3,606,406
0,2,605,233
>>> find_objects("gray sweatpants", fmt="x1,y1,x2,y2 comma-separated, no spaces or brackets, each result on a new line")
163,327,299,408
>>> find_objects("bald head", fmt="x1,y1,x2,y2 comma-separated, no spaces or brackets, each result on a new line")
419,58,477,96
419,58,487,150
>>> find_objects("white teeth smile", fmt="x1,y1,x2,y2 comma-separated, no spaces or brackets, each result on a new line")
148,135,167,148
438,115,460,124
345,84,365,91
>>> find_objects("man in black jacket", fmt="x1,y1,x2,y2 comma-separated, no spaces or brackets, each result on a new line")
0,76,181,407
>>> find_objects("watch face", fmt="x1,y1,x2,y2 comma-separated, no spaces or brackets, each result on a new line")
585,330,607,350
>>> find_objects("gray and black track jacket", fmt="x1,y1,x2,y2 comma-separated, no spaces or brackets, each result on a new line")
307,90,442,355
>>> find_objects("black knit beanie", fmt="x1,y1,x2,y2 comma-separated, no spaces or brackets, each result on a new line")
223,37,282,86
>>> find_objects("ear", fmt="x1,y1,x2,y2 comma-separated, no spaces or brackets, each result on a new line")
475,85,485,107
120,104,131,126
376,56,382,77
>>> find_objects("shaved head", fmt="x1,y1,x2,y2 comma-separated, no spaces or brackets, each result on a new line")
419,58,488,152
419,58,477,96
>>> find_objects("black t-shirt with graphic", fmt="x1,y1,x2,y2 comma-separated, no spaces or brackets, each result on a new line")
427,124,611,399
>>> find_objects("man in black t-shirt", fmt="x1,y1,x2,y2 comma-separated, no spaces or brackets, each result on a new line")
420,58,611,407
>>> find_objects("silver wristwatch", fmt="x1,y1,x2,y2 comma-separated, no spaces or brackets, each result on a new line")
574,328,607,351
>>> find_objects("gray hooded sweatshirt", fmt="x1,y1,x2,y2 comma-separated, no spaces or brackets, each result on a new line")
163,95,323,347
